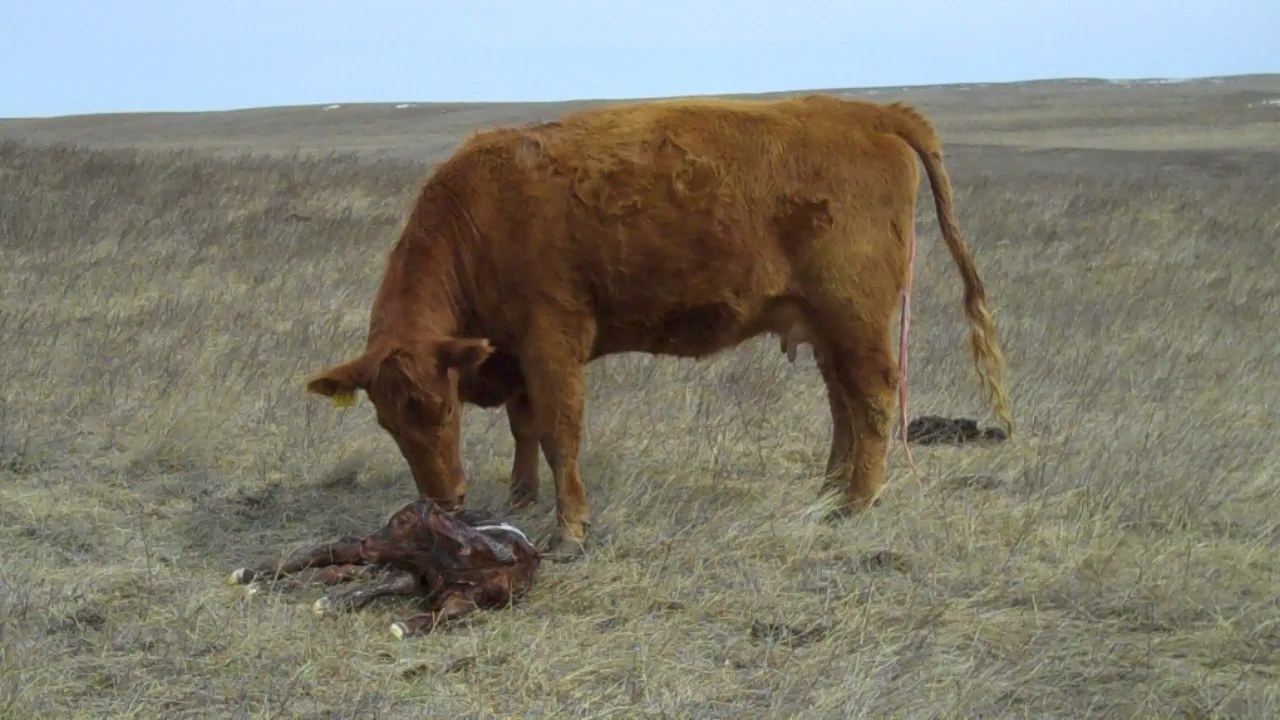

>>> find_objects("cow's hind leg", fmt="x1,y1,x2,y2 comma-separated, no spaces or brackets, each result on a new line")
505,393,542,510
816,349,855,494
817,321,898,516
228,535,368,586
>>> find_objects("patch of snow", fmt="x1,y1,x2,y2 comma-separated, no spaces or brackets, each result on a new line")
1248,98,1280,108
1108,77,1190,86
395,103,416,109
323,104,341,110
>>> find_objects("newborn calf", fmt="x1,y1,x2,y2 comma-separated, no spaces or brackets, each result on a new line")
315,499,541,639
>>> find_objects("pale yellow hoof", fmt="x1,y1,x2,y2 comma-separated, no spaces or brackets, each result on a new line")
390,622,409,640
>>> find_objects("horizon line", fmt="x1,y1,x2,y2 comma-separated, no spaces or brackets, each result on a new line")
3,71,1276,122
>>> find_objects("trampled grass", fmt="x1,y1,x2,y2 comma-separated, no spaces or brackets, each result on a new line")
1,78,1278,718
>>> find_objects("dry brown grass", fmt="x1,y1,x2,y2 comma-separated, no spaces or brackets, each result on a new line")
1,78,1279,718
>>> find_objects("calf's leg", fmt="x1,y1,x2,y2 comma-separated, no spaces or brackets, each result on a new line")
228,535,367,585
312,569,424,615
390,592,480,639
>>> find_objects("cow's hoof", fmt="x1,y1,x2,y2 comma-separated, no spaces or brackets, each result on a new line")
506,489,538,512
821,503,855,523
544,533,588,563
227,568,254,585
820,496,881,524
312,597,332,616
390,622,410,640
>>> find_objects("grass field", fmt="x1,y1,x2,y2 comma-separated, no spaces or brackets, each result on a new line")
2,75,1279,718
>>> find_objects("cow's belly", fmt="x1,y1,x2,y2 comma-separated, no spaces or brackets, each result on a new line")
588,271,804,359
570,214,797,358
592,300,748,357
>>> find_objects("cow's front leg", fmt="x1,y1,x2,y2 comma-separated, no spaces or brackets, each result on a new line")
506,392,542,510
519,322,594,560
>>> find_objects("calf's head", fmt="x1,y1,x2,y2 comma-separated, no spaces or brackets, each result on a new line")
305,338,493,507
360,499,519,569
360,499,435,565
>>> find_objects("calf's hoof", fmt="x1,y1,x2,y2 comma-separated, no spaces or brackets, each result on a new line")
227,567,255,585
313,592,363,616
390,621,411,640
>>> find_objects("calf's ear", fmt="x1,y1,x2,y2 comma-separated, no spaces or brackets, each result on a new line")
305,353,377,406
436,337,494,371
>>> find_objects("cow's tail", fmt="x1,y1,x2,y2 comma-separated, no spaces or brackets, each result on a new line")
888,102,1013,437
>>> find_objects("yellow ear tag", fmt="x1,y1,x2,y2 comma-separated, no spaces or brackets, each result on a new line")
330,390,358,408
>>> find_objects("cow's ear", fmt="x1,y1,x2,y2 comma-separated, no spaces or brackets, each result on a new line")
305,353,377,406
436,337,494,371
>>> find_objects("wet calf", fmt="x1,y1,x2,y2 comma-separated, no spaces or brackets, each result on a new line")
289,499,540,638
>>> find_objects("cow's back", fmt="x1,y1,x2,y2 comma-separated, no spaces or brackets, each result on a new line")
444,96,922,356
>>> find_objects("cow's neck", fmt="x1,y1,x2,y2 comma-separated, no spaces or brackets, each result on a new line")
367,227,467,350
366,180,487,353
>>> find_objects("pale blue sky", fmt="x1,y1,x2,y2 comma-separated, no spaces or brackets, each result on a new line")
2,0,1277,118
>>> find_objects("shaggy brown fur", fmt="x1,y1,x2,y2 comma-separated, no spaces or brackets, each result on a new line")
305,94,1013,554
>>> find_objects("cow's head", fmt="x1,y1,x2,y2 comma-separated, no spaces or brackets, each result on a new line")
305,337,494,507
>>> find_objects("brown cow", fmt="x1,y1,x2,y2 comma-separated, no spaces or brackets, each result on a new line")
305,94,1013,558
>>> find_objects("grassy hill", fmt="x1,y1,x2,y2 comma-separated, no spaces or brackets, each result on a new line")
1,74,1278,718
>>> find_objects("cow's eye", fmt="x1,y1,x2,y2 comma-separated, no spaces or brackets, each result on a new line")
403,394,443,426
